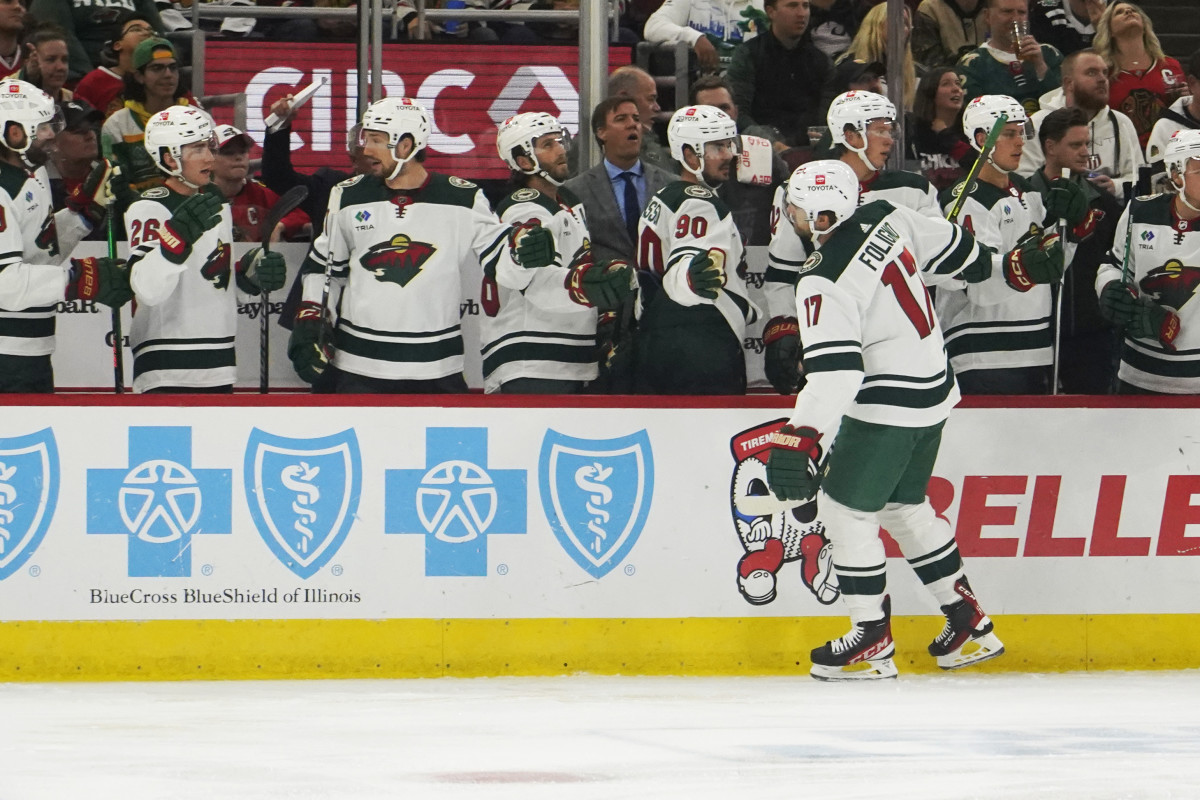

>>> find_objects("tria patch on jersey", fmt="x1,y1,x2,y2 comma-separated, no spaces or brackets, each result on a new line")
141,186,169,200
511,188,539,202
449,176,477,189
684,185,713,198
363,234,437,288
798,252,822,273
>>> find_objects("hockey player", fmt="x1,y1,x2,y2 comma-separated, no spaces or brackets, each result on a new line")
763,159,1006,680
1097,129,1200,394
634,104,759,394
287,97,555,394
936,94,1091,394
0,78,132,392
486,112,634,394
125,106,287,393
762,91,944,395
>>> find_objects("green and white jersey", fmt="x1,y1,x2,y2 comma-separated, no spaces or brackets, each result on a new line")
638,180,758,337
789,200,984,433
482,185,598,392
1100,194,1200,393
764,169,942,320
936,173,1055,373
299,172,518,382
126,186,241,392
0,162,64,357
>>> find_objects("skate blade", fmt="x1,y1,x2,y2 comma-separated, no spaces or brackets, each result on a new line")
810,658,899,681
936,632,1005,670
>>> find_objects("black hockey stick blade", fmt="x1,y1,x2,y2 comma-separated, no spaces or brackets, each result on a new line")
261,185,309,252
259,185,308,394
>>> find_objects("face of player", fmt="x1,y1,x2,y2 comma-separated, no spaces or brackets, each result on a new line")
214,142,249,184
988,0,1028,48
1176,156,1200,206
137,58,180,104
700,137,738,184
1069,53,1110,111
987,122,1026,171
694,88,738,121
531,131,569,182
934,71,964,116
844,117,894,169
361,130,398,175
1108,3,1143,37
597,101,641,164
177,140,215,187
1046,125,1090,174
30,39,69,95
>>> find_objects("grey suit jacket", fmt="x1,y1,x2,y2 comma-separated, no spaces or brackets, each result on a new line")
564,161,677,266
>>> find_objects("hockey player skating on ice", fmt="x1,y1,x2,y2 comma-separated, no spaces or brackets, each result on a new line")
634,104,759,394
1098,129,1200,394
936,94,1092,394
487,112,634,394
125,106,286,392
288,97,556,394
764,159,1007,680
762,91,944,395
0,78,132,392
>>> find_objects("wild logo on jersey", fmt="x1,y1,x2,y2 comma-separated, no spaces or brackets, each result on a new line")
1141,259,1200,310
363,234,437,287
35,215,58,258
200,242,232,289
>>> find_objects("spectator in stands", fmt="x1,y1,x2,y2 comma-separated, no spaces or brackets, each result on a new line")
72,12,155,118
212,124,312,243
913,0,986,69
1018,48,1143,197
1093,1,1185,149
1030,0,1107,57
808,0,861,60
1028,106,1120,393
643,0,764,73
607,65,675,173
17,24,72,104
727,0,832,147
910,66,973,190
956,0,1063,115
0,0,25,78
28,0,165,80
836,2,916,109
47,98,101,208
563,96,675,267
1146,49,1200,169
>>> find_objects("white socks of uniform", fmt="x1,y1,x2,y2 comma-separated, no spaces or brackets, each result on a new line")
877,501,965,608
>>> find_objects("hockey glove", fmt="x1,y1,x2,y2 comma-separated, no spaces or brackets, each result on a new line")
762,316,801,394
1128,294,1181,351
159,191,224,264
237,247,287,294
1003,230,1063,292
288,302,331,384
686,249,726,300
565,250,634,311
66,256,133,308
510,222,556,269
65,159,113,228
1043,177,1089,227
1098,280,1139,327
765,424,823,502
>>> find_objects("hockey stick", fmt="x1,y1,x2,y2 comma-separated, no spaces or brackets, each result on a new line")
1109,192,1138,393
106,163,124,394
945,113,1009,224
258,185,308,394
1049,167,1069,396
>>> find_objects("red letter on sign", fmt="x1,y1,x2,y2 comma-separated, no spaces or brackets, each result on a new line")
1023,476,1085,556
1089,475,1150,556
955,476,1025,557
1157,475,1200,556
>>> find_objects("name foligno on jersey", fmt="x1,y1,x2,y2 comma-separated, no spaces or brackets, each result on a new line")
855,221,902,271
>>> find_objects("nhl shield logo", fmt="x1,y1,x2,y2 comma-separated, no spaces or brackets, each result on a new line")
538,430,653,578
0,429,58,580
244,428,361,579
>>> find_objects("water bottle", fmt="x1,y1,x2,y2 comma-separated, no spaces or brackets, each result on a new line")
443,0,466,36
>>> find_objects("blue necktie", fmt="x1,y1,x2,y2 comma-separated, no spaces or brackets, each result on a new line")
619,171,639,241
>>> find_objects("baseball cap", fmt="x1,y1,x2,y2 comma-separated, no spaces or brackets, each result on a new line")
132,38,177,71
215,124,254,150
829,59,886,95
60,99,103,132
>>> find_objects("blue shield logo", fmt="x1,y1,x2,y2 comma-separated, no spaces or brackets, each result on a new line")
245,428,361,579
539,430,653,578
0,429,59,580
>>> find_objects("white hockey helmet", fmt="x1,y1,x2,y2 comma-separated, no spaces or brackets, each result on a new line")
1164,129,1200,211
827,90,896,173
962,94,1027,152
667,104,739,184
359,96,431,180
785,159,860,236
0,78,61,160
496,112,568,186
143,105,216,188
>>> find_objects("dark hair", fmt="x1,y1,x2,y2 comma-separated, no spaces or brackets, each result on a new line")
1187,47,1200,81
122,66,190,106
589,95,638,146
913,67,956,123
24,22,68,50
689,75,734,105
1038,106,1090,148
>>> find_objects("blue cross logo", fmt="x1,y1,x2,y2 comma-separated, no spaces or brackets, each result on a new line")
384,427,525,576
87,427,232,577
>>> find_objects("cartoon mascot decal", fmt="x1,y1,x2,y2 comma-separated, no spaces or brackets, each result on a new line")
730,419,839,606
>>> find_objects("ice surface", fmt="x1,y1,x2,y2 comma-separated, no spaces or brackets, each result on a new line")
1,672,1198,799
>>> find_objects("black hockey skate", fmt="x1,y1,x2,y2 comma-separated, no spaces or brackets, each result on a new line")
928,578,1005,670
810,596,897,681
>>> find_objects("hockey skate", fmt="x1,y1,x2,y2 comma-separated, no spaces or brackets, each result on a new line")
928,578,1005,670
810,596,897,681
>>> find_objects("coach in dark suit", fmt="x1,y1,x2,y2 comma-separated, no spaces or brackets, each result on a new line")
565,96,676,266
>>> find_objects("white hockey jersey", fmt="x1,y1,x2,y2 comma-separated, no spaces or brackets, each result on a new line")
1099,193,1200,393
126,186,242,392
299,172,521,382
789,200,985,433
482,185,598,392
